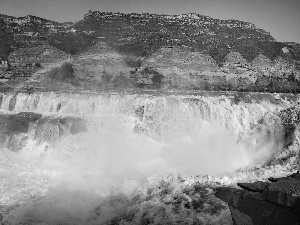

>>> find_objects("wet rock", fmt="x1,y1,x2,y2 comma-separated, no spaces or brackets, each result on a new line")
215,172,300,225
269,171,300,182
237,181,270,193
31,116,87,143
0,112,87,150
0,112,42,135
264,179,300,208
0,112,42,151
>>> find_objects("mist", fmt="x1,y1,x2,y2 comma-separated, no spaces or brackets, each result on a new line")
2,115,284,224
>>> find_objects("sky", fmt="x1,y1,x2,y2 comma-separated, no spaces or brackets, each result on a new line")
0,0,299,43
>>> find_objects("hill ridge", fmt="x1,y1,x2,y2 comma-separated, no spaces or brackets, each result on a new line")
0,11,300,93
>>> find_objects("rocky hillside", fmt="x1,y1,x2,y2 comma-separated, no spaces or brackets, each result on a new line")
1,11,299,63
0,11,300,92
73,41,131,81
77,11,276,65
0,14,73,57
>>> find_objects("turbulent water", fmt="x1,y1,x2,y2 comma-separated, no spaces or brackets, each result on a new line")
0,91,298,224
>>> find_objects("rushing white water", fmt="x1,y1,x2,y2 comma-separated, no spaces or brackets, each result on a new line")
0,91,295,224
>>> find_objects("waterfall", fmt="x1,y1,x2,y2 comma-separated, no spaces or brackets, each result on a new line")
0,92,288,140
0,91,295,225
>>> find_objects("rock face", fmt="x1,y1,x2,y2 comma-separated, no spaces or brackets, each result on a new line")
139,47,298,90
8,44,69,66
143,46,218,74
73,42,131,80
215,172,300,225
140,46,220,88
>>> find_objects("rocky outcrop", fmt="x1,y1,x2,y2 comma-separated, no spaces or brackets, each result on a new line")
140,48,298,91
215,172,300,225
6,44,69,79
30,116,87,144
142,46,218,74
73,41,131,80
0,112,87,151
252,54,272,72
140,46,220,88
75,49,297,91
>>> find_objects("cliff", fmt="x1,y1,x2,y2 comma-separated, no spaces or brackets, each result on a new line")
215,172,300,225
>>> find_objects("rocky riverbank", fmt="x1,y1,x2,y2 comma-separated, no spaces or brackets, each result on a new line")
215,172,300,225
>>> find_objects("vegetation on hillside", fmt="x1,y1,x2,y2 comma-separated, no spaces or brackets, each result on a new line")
112,72,134,88
1,12,300,94
0,19,15,60
48,62,77,84
1,12,300,67
48,33,95,55
69,12,300,67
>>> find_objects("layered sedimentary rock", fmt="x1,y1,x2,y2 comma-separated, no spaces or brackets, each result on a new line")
73,41,131,80
8,44,69,66
138,45,299,91
140,46,223,88
252,54,272,73
215,172,300,225
142,46,218,74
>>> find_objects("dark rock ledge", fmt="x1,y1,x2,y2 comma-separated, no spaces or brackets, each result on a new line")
215,172,300,225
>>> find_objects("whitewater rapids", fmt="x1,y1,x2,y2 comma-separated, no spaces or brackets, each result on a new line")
0,91,297,224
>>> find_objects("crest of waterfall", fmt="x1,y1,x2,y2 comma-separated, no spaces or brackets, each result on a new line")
0,92,287,141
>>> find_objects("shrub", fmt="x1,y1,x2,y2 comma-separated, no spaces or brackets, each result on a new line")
208,45,230,66
48,33,94,55
112,72,134,88
48,62,75,82
35,62,41,67
141,68,165,89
